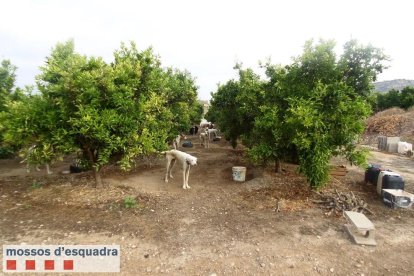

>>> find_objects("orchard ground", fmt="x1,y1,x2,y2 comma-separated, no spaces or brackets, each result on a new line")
1,136,414,275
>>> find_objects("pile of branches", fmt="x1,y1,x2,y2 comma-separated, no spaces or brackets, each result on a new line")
312,190,374,216
365,114,407,136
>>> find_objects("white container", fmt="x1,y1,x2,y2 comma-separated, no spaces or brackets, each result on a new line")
397,141,413,154
382,189,414,208
377,171,401,195
232,166,246,182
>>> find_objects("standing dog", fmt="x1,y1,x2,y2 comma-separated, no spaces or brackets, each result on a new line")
199,128,209,148
161,149,197,189
20,145,53,175
172,134,187,150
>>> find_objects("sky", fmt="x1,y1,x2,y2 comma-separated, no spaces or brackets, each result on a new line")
1,0,414,100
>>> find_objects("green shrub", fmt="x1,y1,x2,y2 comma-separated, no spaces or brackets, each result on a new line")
123,196,137,209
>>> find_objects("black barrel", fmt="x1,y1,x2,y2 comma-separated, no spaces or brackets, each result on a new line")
381,174,404,193
182,141,193,148
364,164,382,185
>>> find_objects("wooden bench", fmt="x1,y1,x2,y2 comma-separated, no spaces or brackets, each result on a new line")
344,211,376,246
329,165,348,180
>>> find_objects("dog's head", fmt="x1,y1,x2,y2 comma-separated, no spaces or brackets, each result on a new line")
186,156,197,166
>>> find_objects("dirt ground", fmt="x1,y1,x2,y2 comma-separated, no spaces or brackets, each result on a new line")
1,136,414,275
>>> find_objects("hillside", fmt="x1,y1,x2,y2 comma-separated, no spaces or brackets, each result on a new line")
374,79,414,93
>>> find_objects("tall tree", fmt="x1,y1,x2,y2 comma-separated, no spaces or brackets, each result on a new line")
338,39,389,98
4,40,200,187
0,59,17,112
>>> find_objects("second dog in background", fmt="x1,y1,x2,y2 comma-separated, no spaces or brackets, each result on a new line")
172,133,187,150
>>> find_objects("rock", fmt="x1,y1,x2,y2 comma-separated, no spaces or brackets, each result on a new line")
330,268,334,273
146,267,151,273
260,263,266,268
144,253,149,258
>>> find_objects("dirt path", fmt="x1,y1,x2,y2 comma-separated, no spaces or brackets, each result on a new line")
1,137,414,275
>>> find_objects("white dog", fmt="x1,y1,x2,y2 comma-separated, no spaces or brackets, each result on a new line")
161,149,197,189
207,128,219,140
172,133,187,150
199,128,209,148
20,145,53,175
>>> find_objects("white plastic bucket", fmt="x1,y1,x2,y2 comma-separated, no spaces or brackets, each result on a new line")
398,142,413,154
232,166,246,182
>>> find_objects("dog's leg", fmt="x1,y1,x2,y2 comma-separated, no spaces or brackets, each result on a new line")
46,163,52,175
165,158,171,183
169,158,176,179
182,163,187,189
185,165,191,189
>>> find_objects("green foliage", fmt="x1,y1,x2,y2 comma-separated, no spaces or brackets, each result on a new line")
0,146,14,159
208,39,386,189
376,86,414,110
338,39,389,97
123,196,137,209
2,40,200,187
206,67,264,148
0,59,17,112
30,182,42,190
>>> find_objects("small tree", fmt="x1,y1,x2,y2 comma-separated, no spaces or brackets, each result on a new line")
206,66,264,148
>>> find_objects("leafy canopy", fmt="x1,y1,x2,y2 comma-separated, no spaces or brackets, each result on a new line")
207,39,387,188
3,40,201,187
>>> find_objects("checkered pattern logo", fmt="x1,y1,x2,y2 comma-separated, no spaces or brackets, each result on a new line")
3,245,120,273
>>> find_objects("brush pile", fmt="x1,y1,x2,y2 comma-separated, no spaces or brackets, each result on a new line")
364,108,414,143
365,114,407,136
312,190,373,216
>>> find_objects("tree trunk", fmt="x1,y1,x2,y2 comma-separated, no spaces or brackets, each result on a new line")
275,159,281,173
84,145,104,188
93,169,103,188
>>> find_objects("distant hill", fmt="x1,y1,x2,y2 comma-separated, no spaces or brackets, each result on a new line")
374,79,414,93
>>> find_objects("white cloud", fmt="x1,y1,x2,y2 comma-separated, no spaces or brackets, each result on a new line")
1,0,414,100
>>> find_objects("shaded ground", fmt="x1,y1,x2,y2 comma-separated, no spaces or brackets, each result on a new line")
1,136,414,275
